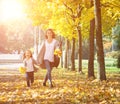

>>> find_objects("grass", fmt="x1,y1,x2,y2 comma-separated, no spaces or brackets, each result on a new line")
75,58,120,73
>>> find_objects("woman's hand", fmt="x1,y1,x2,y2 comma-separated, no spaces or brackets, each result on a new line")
54,48,62,57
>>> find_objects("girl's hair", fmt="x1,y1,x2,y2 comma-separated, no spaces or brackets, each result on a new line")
45,28,55,39
22,49,32,60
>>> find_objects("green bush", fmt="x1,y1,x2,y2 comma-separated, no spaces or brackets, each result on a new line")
105,51,119,58
117,53,120,68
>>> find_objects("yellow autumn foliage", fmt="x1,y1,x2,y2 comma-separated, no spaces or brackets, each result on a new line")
54,48,62,57
18,66,26,74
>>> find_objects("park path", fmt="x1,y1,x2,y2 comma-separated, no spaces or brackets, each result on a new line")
0,54,23,76
0,63,23,71
0,54,26,82
0,63,23,82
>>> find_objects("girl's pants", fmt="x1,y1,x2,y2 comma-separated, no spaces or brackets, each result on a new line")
26,71,34,87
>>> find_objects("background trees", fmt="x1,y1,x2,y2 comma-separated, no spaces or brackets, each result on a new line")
0,0,119,80
0,24,7,53
0,18,34,53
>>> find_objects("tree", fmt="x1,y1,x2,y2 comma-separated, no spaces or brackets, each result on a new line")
64,39,70,69
88,0,95,78
71,38,76,71
47,0,81,71
58,1,83,72
94,0,106,80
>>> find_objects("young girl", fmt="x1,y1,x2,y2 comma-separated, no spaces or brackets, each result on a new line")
23,49,37,87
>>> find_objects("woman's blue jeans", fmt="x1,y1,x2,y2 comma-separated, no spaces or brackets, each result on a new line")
44,60,53,84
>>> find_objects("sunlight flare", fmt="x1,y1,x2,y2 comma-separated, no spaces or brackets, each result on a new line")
0,0,24,21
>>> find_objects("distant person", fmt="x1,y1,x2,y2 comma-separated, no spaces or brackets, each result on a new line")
37,29,61,88
23,49,37,88
15,50,18,54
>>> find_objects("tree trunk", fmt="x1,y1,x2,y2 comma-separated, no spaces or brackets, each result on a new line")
88,18,95,78
88,0,95,78
77,27,82,73
67,40,70,70
64,39,69,69
71,38,75,71
59,36,63,68
34,26,38,60
94,0,106,80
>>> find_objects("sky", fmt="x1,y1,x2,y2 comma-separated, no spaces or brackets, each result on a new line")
0,0,25,22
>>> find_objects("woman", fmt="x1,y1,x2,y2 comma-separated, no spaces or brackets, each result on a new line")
37,29,60,88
